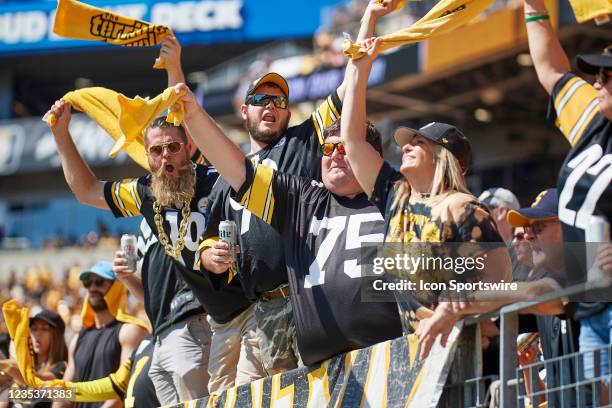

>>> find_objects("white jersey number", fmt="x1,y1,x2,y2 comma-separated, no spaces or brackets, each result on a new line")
305,213,384,288
165,211,207,269
559,144,612,230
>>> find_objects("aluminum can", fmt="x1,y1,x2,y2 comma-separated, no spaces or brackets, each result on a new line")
586,216,610,282
219,220,237,262
121,234,138,272
586,215,611,243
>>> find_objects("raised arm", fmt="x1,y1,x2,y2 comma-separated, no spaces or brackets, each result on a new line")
176,84,246,191
45,101,107,209
336,0,400,102
161,36,186,87
524,0,571,95
341,37,384,196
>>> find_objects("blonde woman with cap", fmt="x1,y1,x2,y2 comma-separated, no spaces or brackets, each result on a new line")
340,37,512,359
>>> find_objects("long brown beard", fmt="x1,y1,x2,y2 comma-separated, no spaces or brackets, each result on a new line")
150,161,195,207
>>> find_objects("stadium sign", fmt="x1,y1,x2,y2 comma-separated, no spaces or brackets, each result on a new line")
0,114,132,175
0,0,343,54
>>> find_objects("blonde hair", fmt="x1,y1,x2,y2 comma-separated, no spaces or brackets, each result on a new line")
391,145,469,211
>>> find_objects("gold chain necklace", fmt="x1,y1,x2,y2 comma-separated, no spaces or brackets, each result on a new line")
152,166,195,260
154,199,192,260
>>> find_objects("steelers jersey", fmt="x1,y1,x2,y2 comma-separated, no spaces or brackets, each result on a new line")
104,164,251,324
550,72,612,318
137,219,203,335
234,161,402,366
203,91,342,300
114,337,158,408
371,162,503,244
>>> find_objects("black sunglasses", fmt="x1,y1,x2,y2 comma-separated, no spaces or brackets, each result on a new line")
83,277,107,288
246,94,288,109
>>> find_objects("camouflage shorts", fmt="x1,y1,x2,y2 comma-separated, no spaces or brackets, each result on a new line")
254,294,302,376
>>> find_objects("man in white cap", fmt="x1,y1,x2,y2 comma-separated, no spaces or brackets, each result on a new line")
478,187,520,244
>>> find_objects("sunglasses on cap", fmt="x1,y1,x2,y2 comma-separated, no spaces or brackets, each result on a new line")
147,141,184,157
321,142,346,156
83,277,107,288
596,68,612,86
246,94,288,109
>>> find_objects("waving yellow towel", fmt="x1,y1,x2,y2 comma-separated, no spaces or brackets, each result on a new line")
53,0,173,69
344,0,493,59
2,300,65,388
45,86,186,170
2,299,145,397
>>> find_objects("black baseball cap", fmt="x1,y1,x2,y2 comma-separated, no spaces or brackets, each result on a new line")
394,122,473,173
30,309,65,333
507,188,559,227
245,72,289,101
576,45,612,75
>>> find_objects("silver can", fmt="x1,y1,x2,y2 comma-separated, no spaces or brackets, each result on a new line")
586,216,610,282
586,215,611,243
219,220,237,262
121,234,138,273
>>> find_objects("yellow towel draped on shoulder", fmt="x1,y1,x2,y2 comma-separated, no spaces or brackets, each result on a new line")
80,280,149,331
45,86,186,171
343,0,494,59
53,0,173,68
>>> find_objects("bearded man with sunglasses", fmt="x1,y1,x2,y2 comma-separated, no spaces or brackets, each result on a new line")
45,102,258,399
198,0,402,383
525,0,612,393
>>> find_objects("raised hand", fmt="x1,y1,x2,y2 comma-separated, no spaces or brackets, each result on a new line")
45,99,72,133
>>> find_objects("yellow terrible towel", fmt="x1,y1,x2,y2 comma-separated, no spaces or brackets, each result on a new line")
2,300,65,388
568,0,611,23
46,86,186,170
80,280,149,332
2,298,146,393
344,0,494,59
53,0,173,69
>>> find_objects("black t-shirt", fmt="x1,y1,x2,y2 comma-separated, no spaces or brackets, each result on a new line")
233,161,402,365
137,219,203,335
104,164,250,324
74,321,122,408
550,72,612,319
203,91,342,300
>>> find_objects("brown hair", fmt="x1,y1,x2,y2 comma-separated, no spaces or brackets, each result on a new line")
144,117,188,147
323,120,383,156
33,323,68,374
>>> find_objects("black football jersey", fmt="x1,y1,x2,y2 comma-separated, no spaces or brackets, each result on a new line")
234,162,402,365
550,73,612,318
203,92,342,299
104,164,251,324
136,219,203,335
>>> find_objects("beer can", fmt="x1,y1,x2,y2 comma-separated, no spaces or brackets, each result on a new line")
586,216,610,282
586,216,611,243
219,220,237,262
121,234,138,273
